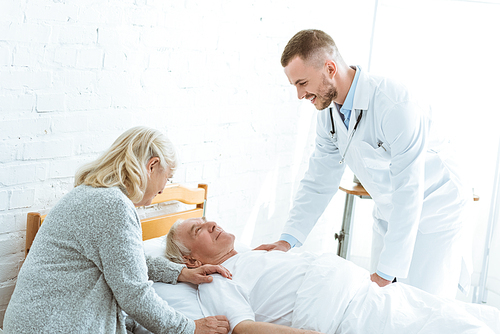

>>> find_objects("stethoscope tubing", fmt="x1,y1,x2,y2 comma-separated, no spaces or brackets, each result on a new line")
329,108,364,164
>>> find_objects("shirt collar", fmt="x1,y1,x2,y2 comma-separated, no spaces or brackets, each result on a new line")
339,66,360,112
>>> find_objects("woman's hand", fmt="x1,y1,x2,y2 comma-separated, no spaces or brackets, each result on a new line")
178,265,232,284
194,316,230,334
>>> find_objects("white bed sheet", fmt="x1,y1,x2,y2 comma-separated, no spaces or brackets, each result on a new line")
293,254,500,334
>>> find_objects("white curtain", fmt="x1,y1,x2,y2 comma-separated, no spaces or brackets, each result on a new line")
370,0,500,306
478,138,500,302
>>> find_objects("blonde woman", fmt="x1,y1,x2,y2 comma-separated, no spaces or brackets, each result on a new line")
4,126,230,334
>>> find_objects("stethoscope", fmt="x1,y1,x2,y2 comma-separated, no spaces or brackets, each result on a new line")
329,107,364,164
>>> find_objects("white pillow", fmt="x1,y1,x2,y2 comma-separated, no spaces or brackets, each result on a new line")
143,235,168,258
143,235,204,320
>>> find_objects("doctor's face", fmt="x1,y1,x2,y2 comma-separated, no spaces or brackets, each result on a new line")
284,56,337,110
177,218,236,266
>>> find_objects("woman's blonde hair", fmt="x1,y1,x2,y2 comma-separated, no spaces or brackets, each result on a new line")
165,219,191,264
74,126,178,203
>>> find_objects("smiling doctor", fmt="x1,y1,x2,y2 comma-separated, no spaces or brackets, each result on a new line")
256,29,469,298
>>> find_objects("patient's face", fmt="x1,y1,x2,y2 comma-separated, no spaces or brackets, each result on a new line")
177,218,236,266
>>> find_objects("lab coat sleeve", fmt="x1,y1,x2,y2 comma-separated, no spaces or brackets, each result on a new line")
377,101,428,279
282,110,346,245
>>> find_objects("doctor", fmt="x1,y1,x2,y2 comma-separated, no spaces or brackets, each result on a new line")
256,29,468,298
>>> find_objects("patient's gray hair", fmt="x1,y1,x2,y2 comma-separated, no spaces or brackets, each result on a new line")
165,219,191,264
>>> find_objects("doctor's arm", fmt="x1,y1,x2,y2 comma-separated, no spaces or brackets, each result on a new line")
376,101,428,279
233,320,323,334
255,111,345,251
253,239,291,252
370,272,392,287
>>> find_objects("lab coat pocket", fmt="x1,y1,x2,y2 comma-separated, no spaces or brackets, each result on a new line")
355,141,391,187
359,141,390,168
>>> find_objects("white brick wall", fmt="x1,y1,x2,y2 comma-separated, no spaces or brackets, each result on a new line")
0,0,381,326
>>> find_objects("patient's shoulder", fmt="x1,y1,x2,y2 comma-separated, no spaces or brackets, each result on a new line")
198,273,254,326
200,273,247,295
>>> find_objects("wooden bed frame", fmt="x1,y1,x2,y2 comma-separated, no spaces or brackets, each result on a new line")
25,183,207,257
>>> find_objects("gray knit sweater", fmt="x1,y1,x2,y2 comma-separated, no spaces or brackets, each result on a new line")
4,185,196,334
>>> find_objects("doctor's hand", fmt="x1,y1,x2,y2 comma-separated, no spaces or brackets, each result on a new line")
370,272,392,288
178,265,232,285
194,315,230,334
253,240,291,252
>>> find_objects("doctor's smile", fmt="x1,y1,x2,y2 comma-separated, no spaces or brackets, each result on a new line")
306,94,316,104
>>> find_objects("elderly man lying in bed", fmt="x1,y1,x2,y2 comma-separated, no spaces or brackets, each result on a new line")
165,217,500,334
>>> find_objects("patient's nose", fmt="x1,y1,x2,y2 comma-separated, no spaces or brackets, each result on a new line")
207,221,217,232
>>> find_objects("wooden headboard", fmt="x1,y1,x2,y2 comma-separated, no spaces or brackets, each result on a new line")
25,183,207,257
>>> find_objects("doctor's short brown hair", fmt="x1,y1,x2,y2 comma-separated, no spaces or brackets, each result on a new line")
281,29,342,68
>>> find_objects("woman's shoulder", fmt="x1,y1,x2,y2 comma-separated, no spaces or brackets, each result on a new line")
66,185,135,213
75,184,128,199
71,185,140,226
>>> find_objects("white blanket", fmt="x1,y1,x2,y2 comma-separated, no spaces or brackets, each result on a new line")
292,255,500,334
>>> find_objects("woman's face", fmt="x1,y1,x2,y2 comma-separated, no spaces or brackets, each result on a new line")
134,157,172,207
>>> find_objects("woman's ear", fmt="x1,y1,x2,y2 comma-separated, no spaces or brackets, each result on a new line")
146,157,160,173
183,256,203,268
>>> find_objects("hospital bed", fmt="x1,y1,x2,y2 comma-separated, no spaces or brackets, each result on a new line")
23,183,500,334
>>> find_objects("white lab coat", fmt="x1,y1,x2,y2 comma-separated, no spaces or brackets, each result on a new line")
283,67,468,283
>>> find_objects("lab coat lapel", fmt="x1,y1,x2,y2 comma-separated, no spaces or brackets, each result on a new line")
352,67,371,113
333,67,371,143
347,67,370,135
348,109,362,134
